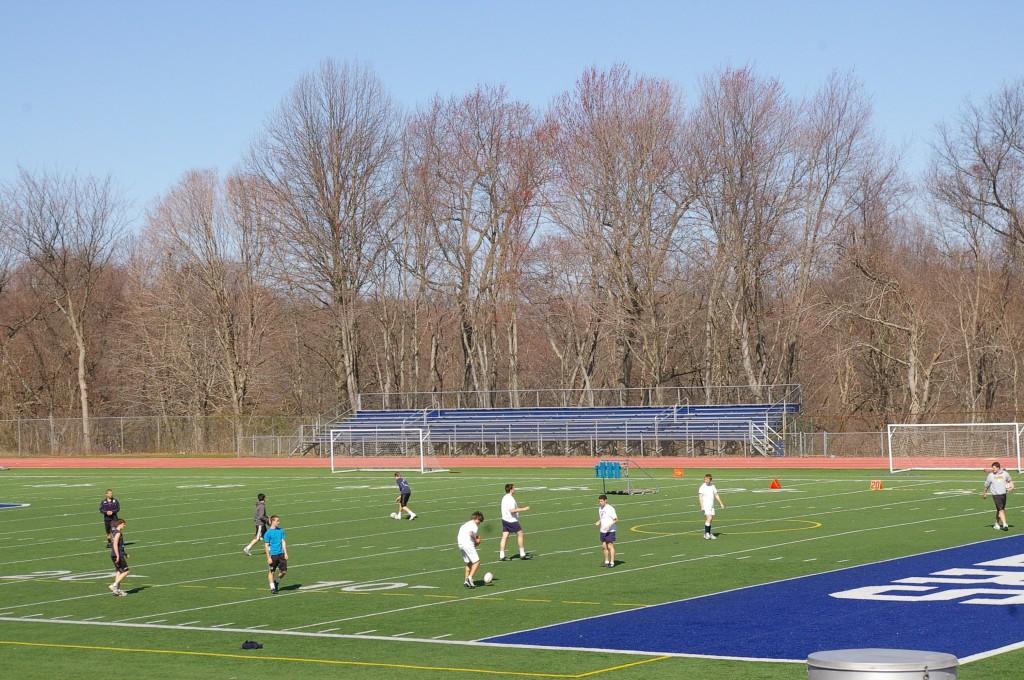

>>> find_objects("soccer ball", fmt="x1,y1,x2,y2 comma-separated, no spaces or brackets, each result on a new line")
390,512,400,519
483,572,493,584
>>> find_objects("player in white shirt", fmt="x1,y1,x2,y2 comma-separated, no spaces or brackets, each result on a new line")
698,473,725,540
457,511,485,588
499,483,531,560
595,494,618,567
983,461,1013,531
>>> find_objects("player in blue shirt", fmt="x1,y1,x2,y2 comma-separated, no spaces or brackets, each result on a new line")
263,515,288,594
100,489,120,548
393,472,417,520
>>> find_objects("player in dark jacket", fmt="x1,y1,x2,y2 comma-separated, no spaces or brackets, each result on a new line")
100,489,120,548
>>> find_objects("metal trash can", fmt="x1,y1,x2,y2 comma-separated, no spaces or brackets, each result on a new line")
808,649,958,679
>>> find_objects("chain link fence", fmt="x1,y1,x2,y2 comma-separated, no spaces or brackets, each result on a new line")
0,416,311,457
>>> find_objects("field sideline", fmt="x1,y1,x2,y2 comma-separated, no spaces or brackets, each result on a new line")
0,465,1020,679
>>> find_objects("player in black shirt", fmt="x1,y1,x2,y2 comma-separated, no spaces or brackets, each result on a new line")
108,518,129,597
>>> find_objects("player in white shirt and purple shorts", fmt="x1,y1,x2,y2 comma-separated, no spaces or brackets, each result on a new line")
699,473,725,539
499,483,531,560
596,494,618,567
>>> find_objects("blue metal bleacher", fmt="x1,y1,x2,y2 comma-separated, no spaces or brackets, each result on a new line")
305,400,800,457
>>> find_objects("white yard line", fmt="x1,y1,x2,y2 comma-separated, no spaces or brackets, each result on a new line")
210,622,235,628
353,629,377,635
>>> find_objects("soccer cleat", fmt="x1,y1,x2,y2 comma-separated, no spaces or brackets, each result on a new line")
499,556,508,561
520,554,532,560
108,583,118,594
995,523,1002,530
408,513,417,520
709,534,717,540
243,546,251,556
115,589,127,597
1003,525,1010,531
703,534,710,540
464,579,475,588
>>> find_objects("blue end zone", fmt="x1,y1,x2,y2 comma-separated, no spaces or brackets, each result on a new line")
484,535,1024,661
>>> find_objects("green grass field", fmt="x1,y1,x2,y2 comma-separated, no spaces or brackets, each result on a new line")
0,466,1019,679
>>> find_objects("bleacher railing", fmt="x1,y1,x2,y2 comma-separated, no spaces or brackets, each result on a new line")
356,385,801,411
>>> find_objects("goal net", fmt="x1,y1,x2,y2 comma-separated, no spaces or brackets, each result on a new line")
328,427,447,473
887,422,1024,473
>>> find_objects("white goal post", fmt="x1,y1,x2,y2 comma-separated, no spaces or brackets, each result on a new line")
887,422,1024,473
328,427,447,474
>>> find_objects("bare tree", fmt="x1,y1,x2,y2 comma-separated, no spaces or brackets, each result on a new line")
248,59,398,410
932,81,1024,246
403,85,545,406
1,170,123,450
143,169,276,452
546,65,690,402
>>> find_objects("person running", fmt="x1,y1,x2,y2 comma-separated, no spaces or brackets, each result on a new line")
108,518,129,597
499,483,531,560
394,472,417,520
596,494,618,567
244,493,269,555
99,488,120,548
699,473,725,540
264,515,288,594
983,461,1013,531
457,511,484,588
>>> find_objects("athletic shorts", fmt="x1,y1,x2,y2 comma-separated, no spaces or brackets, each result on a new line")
702,506,716,516
993,494,1008,511
104,516,118,533
269,554,287,572
252,523,267,540
399,493,411,506
459,545,479,564
501,520,523,534
111,555,129,573
600,531,616,544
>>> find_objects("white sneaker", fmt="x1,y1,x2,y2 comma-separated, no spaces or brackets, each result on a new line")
115,589,127,597
243,546,251,556
108,583,118,593
408,513,417,520
703,534,710,540
995,523,1002,530
709,534,717,540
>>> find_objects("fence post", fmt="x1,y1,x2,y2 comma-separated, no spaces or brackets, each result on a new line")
17,418,22,457
120,417,125,454
824,431,829,458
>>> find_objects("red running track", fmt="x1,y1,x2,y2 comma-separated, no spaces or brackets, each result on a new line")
0,455,994,469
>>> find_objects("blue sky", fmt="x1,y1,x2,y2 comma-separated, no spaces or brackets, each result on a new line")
2,1,1022,224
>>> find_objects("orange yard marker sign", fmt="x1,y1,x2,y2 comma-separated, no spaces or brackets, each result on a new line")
769,479,782,490
673,468,684,478
870,480,884,490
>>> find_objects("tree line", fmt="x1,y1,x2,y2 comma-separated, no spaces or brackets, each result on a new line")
1,61,1023,451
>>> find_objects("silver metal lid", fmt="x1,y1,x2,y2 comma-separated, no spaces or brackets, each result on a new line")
807,648,959,672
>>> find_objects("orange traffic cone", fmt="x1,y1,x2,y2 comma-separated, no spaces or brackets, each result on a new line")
769,479,782,489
